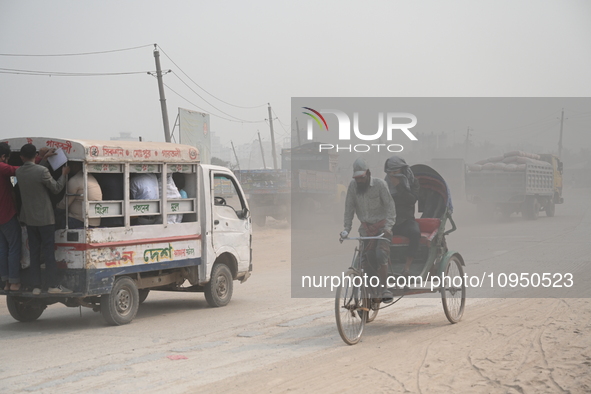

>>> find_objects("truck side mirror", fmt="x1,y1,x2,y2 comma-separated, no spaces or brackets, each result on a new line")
558,162,563,173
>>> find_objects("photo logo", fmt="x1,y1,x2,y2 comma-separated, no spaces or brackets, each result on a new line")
302,107,329,131
302,108,418,153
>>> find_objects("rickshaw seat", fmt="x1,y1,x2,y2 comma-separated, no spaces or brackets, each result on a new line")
390,218,441,246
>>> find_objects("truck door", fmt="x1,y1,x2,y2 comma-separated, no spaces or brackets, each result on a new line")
210,172,251,266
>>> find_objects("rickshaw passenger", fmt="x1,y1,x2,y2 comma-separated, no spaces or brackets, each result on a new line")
56,161,102,228
384,156,421,275
343,158,396,303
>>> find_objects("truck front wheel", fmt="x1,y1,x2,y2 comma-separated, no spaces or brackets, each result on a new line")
101,276,139,326
204,264,233,307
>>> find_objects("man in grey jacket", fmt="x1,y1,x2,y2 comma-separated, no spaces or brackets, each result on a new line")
16,144,72,294
342,158,396,302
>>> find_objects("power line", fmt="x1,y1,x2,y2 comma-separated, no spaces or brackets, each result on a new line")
170,71,264,123
161,80,266,124
157,45,266,109
0,67,152,77
0,44,154,57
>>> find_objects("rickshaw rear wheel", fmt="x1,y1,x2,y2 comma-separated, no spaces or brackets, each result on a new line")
335,270,367,345
6,296,46,322
365,299,380,323
204,263,233,307
441,255,466,324
101,276,139,326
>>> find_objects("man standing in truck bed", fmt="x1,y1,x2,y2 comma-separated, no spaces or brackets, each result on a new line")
16,144,72,294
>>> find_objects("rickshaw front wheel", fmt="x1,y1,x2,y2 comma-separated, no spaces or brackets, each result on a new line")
441,255,466,324
335,270,367,345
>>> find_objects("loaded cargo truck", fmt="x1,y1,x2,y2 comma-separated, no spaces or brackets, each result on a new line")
235,142,345,226
465,151,563,219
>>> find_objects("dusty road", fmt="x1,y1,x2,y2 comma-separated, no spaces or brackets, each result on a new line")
1,188,590,393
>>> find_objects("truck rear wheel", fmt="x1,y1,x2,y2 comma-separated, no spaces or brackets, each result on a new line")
204,263,233,307
523,197,540,220
6,296,46,322
101,276,139,326
545,200,555,217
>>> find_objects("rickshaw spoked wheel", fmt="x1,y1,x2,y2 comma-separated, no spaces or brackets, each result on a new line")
440,255,466,324
335,270,367,345
365,299,380,323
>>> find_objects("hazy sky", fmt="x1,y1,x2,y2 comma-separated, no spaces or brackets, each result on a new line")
1,1,590,150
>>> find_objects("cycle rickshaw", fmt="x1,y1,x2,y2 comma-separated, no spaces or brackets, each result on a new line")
335,164,466,345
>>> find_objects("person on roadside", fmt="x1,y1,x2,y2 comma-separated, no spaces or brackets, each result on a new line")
16,144,72,294
56,161,102,229
384,155,421,276
342,158,396,303
0,142,22,292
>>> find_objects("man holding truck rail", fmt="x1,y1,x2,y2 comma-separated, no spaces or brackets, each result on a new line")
16,144,72,295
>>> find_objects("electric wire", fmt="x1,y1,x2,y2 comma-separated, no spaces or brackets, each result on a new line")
161,79,266,124
0,44,154,57
170,71,265,123
0,67,151,77
157,45,266,109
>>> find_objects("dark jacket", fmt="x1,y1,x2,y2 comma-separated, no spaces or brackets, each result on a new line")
390,179,420,225
384,156,420,225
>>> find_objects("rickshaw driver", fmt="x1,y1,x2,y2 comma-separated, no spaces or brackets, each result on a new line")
341,158,396,303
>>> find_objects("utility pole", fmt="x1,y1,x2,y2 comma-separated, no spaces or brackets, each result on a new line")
558,108,564,159
231,141,240,170
464,127,471,160
267,104,278,170
295,118,302,147
153,44,171,143
257,132,267,169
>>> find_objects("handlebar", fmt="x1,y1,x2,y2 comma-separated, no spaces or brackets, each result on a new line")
339,233,391,243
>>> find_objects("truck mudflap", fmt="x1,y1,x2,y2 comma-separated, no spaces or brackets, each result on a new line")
237,271,251,283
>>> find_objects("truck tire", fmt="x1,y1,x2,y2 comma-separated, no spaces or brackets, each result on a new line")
545,200,555,217
204,263,233,307
101,276,139,326
523,197,540,220
6,296,45,322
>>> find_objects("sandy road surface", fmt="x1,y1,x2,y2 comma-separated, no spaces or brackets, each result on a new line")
1,188,590,393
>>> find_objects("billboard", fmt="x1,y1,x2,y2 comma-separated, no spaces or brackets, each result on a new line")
179,108,211,164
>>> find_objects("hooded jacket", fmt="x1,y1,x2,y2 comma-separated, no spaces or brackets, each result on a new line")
384,156,420,225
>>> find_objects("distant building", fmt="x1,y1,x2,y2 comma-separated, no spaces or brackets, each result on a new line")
110,132,137,141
